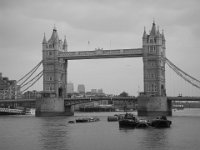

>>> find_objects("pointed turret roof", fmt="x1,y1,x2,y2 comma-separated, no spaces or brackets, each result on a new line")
63,36,67,45
143,27,147,38
63,36,68,50
150,21,156,36
157,26,162,37
48,26,59,45
162,29,165,41
42,33,47,44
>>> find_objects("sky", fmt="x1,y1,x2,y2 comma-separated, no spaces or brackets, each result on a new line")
0,0,200,96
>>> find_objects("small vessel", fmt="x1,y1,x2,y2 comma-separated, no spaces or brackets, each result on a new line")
119,113,138,128
25,108,35,115
68,120,75,124
173,104,184,110
136,119,149,128
0,107,25,115
107,116,118,121
150,116,172,128
76,117,100,123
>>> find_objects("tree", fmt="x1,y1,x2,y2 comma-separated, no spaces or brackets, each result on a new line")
119,91,129,97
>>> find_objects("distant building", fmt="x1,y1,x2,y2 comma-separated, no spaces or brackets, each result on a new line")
67,82,74,93
97,89,103,94
0,73,21,99
91,89,97,94
77,84,85,93
23,90,42,99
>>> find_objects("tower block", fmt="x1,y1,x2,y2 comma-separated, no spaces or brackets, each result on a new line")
138,22,172,116
36,27,73,116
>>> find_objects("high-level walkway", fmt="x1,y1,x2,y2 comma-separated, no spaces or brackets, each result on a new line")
58,48,143,60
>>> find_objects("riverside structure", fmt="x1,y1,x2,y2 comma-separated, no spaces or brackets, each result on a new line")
36,22,171,116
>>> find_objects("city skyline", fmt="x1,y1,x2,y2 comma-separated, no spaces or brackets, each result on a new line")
0,0,200,96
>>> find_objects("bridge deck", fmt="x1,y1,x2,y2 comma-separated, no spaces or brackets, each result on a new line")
167,97,200,101
64,97,137,106
0,96,200,105
58,48,143,60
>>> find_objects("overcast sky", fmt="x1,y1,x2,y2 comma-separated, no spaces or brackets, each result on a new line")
0,0,200,96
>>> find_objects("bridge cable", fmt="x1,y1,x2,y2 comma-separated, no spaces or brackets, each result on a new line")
20,71,43,89
165,57,200,89
0,61,42,99
166,60,200,88
165,58,200,83
17,60,42,84
20,72,43,93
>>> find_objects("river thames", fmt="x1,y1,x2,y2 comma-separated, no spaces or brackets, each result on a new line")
0,109,200,150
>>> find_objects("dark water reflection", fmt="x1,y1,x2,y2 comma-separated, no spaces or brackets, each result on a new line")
143,129,170,150
39,117,70,150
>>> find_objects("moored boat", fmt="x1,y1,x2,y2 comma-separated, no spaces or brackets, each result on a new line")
150,116,172,128
76,117,100,123
136,119,149,128
107,116,118,121
119,113,139,128
0,107,25,115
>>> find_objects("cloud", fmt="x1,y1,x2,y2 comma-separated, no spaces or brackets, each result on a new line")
0,0,200,95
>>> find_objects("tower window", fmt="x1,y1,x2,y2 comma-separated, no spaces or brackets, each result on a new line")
154,85,157,91
49,76,53,81
48,51,52,55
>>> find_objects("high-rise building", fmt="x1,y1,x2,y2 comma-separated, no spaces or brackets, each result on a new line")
67,82,74,93
77,84,85,93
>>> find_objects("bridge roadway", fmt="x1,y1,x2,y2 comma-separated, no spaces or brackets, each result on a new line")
167,96,200,101
0,96,200,106
58,48,143,60
64,97,137,106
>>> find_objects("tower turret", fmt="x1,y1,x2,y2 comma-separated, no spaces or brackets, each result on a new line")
150,21,156,36
48,26,59,49
42,33,47,50
42,33,47,44
156,26,162,45
142,27,148,44
63,36,68,51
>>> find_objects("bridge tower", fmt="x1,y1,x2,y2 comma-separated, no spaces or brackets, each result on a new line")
42,27,67,97
143,21,166,96
36,27,73,116
138,22,172,116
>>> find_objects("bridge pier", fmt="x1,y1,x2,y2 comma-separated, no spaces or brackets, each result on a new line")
137,96,172,116
35,97,74,117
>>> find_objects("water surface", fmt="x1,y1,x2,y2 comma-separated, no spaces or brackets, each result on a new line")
0,109,200,150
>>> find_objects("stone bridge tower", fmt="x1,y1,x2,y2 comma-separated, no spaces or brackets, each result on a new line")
42,27,68,98
36,27,73,116
142,21,166,96
138,22,171,116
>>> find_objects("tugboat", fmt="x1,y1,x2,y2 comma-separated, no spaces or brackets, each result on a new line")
119,113,138,128
150,116,172,128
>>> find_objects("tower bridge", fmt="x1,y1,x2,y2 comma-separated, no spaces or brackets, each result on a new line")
1,21,200,116
37,21,169,116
